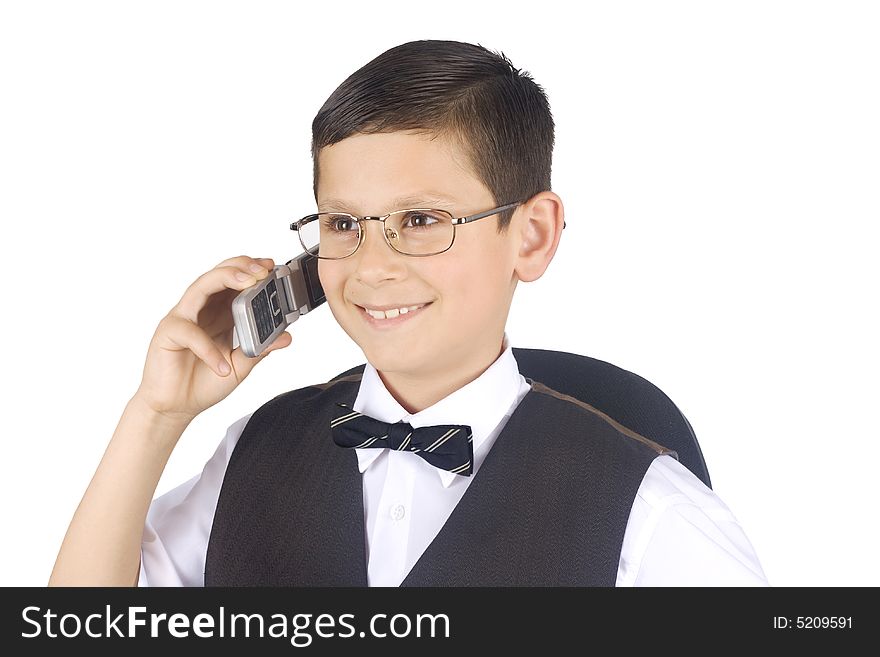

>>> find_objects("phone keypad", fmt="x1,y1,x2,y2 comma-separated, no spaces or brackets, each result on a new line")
250,278,285,345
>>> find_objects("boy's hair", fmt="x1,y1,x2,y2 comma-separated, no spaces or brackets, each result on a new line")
311,39,554,233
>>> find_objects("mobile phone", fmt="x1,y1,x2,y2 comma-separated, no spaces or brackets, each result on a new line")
232,251,326,357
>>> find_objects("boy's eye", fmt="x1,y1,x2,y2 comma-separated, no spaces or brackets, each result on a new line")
323,215,358,232
401,211,442,228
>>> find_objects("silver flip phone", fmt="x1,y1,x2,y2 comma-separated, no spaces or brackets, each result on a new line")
232,252,326,357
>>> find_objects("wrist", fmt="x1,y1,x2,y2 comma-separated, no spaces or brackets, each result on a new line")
125,393,195,438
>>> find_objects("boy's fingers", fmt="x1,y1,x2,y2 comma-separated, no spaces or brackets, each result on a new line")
173,265,268,323
159,315,232,377
213,255,276,271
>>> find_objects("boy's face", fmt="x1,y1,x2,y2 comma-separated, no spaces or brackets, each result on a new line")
316,130,522,400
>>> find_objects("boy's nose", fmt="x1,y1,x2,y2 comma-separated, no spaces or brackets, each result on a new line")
352,219,405,278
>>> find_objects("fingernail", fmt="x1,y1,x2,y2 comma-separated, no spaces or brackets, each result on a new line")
218,360,231,375
248,263,265,273
235,271,253,282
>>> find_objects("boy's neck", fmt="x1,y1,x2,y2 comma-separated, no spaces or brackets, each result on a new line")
376,336,506,415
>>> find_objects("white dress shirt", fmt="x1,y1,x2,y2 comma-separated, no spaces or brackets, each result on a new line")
138,334,769,587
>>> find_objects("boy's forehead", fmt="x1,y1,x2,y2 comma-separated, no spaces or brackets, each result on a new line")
316,131,487,212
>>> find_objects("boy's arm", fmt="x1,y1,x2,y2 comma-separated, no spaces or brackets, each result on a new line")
48,255,292,587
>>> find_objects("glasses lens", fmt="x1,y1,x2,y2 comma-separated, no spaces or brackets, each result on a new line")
299,213,360,259
387,209,454,255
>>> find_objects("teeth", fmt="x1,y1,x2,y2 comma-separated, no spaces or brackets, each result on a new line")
364,304,426,320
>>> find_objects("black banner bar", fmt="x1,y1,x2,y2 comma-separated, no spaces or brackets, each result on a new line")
1,587,869,653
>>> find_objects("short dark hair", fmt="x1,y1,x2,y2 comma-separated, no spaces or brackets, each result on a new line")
311,39,555,233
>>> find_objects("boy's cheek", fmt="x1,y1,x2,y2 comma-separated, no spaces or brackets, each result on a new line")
326,295,353,327
316,267,345,306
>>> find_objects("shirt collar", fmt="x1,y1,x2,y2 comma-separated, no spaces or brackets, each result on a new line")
351,332,522,488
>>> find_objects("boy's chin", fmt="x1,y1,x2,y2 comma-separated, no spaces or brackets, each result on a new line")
362,344,432,376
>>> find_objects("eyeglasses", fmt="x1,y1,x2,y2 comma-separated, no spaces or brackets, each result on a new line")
289,200,564,259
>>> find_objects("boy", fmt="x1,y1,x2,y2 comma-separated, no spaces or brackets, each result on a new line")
50,40,767,586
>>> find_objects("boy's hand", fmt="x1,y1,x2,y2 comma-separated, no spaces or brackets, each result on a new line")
133,255,293,424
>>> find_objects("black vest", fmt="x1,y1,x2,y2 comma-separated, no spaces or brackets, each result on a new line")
204,375,675,586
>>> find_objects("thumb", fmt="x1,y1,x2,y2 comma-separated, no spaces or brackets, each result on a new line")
229,331,293,376
263,330,293,354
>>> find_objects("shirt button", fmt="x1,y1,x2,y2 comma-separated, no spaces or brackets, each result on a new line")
390,503,406,521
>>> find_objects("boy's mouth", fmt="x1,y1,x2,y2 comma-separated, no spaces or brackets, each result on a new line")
355,302,434,327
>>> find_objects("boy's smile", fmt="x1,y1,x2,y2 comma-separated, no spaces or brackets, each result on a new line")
316,130,524,413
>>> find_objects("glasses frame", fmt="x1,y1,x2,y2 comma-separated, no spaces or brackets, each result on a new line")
290,200,565,259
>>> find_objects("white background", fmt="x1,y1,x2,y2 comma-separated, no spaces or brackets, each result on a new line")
1,0,877,587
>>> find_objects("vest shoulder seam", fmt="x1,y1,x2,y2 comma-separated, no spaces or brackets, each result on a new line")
310,372,363,390
527,378,674,456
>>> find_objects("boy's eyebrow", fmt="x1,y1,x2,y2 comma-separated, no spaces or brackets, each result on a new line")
319,192,459,213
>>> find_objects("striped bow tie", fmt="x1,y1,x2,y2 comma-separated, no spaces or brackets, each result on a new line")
330,403,474,476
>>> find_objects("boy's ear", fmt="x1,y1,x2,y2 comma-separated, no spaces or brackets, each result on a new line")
513,191,565,283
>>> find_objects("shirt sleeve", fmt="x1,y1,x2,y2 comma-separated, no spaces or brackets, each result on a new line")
616,454,769,587
137,412,253,587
